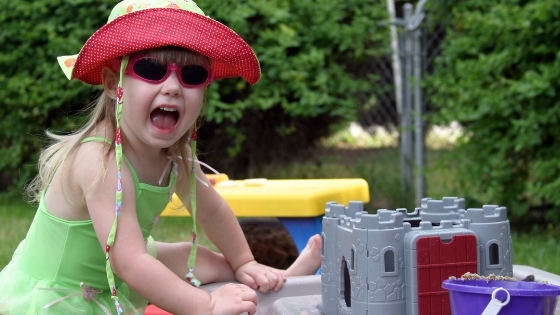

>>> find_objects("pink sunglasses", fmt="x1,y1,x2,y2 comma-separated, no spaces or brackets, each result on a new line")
111,55,214,88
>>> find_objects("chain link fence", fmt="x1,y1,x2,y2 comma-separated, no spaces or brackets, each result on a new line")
317,0,454,210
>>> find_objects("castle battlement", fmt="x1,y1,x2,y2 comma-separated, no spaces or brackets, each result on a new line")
355,210,405,230
461,205,508,223
324,201,364,219
417,197,465,223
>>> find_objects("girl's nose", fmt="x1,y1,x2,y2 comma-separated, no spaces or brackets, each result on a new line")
161,71,182,96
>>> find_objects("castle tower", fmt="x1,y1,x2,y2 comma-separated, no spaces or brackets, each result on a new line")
319,201,365,315
461,205,513,277
319,203,409,315
358,209,408,315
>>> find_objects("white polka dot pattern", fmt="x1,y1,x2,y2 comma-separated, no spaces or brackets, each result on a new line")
72,8,260,85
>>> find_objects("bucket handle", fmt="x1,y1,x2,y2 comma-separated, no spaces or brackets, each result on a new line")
481,287,510,315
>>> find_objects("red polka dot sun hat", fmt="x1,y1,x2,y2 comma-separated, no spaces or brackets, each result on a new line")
57,0,261,85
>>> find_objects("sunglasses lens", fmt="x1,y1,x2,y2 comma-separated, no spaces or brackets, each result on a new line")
181,65,209,86
133,58,168,81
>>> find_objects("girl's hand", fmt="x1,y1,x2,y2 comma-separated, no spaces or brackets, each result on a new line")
210,283,258,315
235,261,287,293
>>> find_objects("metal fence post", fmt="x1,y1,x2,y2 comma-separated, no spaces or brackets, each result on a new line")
401,3,414,200
409,0,428,203
413,26,426,203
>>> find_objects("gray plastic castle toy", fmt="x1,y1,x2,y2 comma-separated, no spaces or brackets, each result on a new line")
318,197,513,315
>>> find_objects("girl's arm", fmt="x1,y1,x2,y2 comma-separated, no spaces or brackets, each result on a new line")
177,158,286,292
73,143,256,315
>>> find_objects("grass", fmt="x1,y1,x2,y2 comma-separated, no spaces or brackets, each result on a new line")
2,148,560,276
0,195,35,268
512,230,560,274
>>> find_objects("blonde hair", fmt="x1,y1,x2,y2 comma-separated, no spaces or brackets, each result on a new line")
26,47,210,202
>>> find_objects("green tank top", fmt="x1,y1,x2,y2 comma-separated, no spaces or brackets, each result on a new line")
17,137,177,291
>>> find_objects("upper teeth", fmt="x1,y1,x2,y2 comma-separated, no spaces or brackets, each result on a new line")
160,107,176,112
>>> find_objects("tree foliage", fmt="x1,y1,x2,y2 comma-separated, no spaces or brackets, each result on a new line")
0,0,388,190
425,0,560,224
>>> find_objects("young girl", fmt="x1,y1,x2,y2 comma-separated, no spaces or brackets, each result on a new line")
0,1,321,314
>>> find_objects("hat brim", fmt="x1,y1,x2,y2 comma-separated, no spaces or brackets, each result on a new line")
69,8,260,85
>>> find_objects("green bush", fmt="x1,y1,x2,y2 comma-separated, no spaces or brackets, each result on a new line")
0,0,388,189
0,0,110,191
425,0,560,225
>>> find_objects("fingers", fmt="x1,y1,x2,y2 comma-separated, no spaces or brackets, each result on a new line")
233,284,258,314
272,270,287,291
236,272,258,290
235,261,288,293
263,269,286,292
235,284,258,305
210,283,258,315
245,269,286,293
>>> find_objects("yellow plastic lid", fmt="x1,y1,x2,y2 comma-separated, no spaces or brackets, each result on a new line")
162,178,370,217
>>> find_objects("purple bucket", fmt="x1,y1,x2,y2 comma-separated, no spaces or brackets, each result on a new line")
442,279,560,315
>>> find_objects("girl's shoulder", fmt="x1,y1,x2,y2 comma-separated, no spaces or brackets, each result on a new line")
70,135,117,188
76,124,115,163
82,122,114,146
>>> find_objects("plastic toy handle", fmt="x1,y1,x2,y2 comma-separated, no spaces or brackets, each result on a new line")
481,287,510,315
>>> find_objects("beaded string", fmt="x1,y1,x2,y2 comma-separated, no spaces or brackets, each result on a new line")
104,55,129,315
185,129,201,287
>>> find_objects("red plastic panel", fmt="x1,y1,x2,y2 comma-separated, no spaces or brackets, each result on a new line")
417,234,477,315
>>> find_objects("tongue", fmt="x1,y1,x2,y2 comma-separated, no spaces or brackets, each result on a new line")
151,109,177,129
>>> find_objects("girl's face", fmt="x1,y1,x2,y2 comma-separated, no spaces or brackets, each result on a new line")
117,48,211,152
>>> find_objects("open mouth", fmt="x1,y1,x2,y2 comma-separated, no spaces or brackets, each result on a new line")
150,107,179,130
